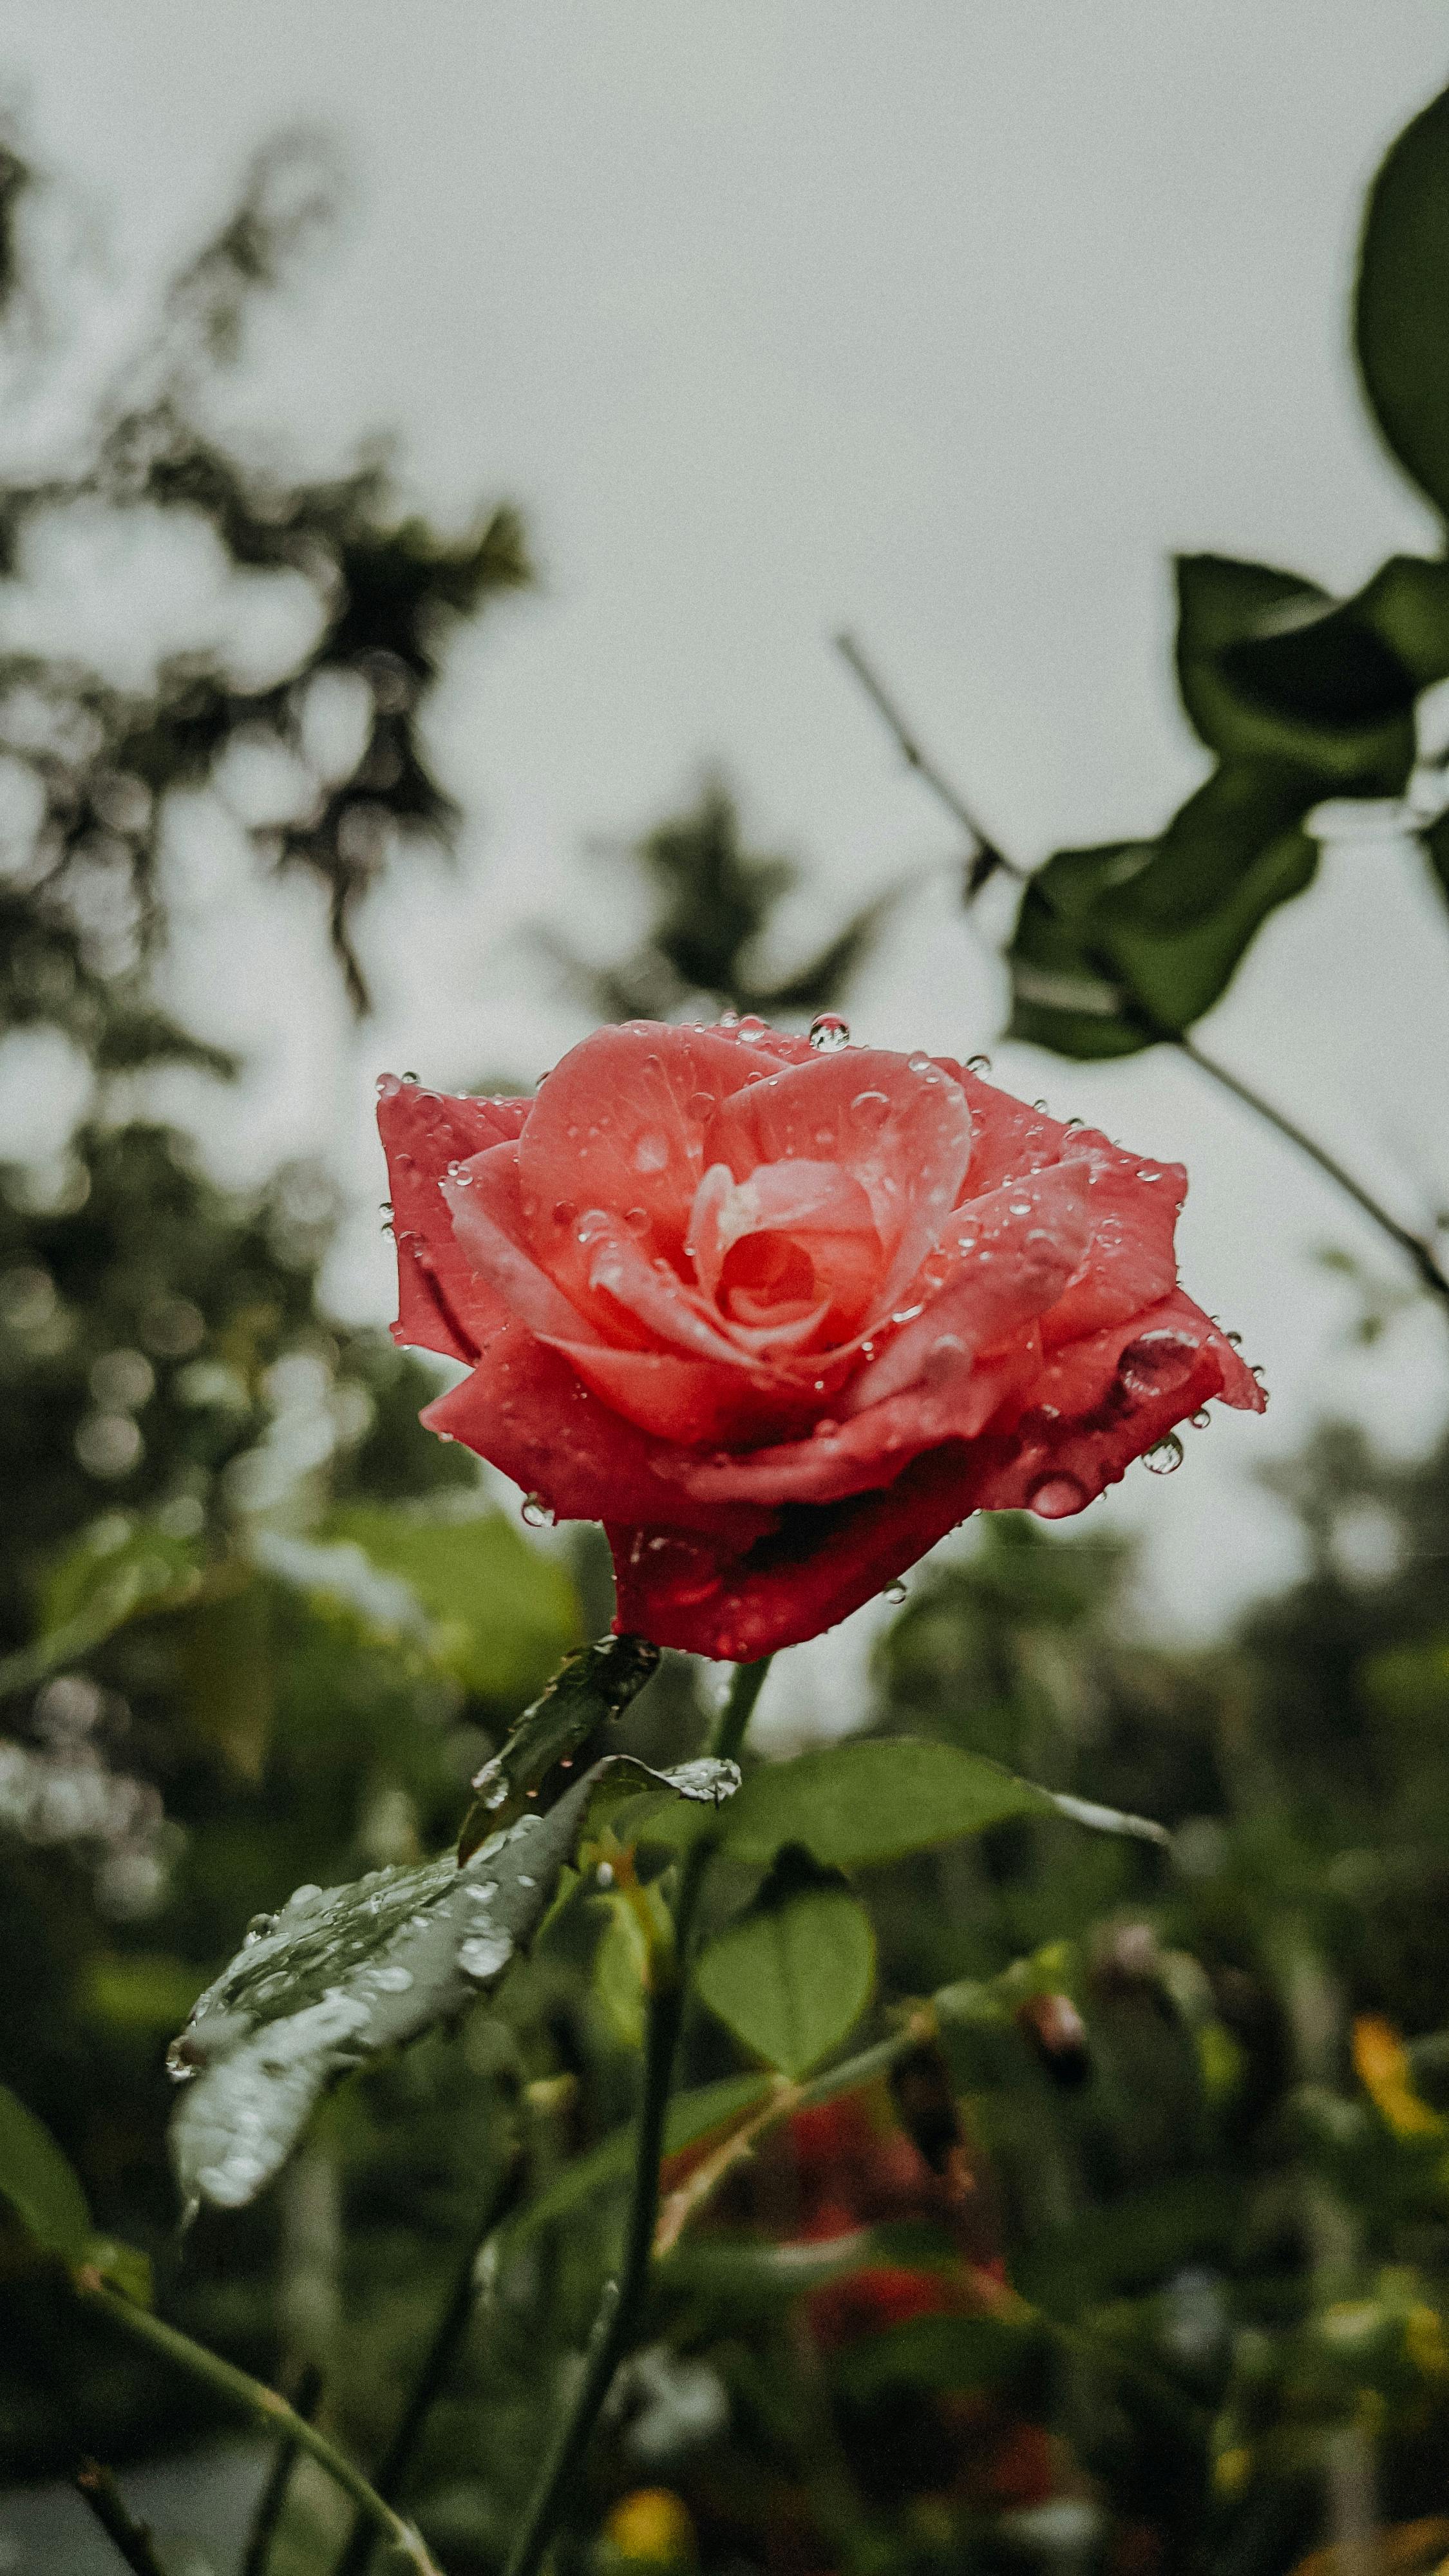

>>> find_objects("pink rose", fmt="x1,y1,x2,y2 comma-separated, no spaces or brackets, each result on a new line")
379,1018,1262,1660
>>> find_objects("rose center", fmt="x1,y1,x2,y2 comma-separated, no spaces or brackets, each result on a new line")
715,1231,818,1326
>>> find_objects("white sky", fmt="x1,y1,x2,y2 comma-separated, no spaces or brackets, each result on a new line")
5,1,1449,1680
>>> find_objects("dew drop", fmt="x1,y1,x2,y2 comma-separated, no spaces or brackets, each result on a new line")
715,1010,739,1029
1117,1328,1200,1397
285,1884,323,1911
624,1206,650,1236
553,1200,576,1228
1142,1432,1184,1476
1190,1408,1212,1430
596,1861,616,1888
1226,1329,1242,1348
736,1014,767,1043
849,1088,891,1134
165,2036,202,2085
907,1050,933,1074
1032,1099,1048,1112
372,1965,414,1993
520,1493,554,1529
243,1911,280,1946
458,1931,514,1982
883,1579,908,1605
634,1133,669,1173
1135,1166,1163,1184
688,1090,715,1121
809,1012,850,1052
1028,1472,1088,1520
402,1071,419,1084
812,1417,840,1439
922,1333,966,1385
966,1052,992,1074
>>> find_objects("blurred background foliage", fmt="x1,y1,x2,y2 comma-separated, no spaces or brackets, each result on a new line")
3,73,1449,2576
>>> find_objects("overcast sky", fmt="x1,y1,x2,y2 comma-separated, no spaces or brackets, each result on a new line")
5,2,1449,1692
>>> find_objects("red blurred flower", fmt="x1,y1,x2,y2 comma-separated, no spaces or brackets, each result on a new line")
379,1018,1261,1658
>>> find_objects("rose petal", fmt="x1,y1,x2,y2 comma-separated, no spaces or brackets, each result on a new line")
517,1023,791,1309
379,1077,529,1361
422,1318,779,1544
444,1144,603,1344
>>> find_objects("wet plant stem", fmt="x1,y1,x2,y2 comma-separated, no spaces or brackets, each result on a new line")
499,1654,772,2576
241,2362,323,2576
74,2277,444,2576
835,628,1449,1317
331,2155,526,2576
73,2459,169,2576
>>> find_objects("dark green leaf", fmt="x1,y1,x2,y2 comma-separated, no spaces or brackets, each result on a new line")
0,2081,93,2266
459,1633,660,1855
1220,556,1449,728
169,1751,738,2211
0,1520,207,1701
1004,843,1150,1060
645,1738,1167,1871
694,1861,876,2076
1174,554,1414,791
1356,82,1449,517
1011,2173,1244,2319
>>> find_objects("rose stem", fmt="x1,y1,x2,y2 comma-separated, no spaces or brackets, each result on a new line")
499,1653,772,2576
834,627,1449,1314
329,2152,526,2576
240,2362,323,2576
73,2277,444,2576
73,2460,169,2576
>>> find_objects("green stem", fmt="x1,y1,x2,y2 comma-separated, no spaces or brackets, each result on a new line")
499,1654,771,2576
75,2278,444,2576
73,2460,169,2576
331,2155,524,2576
240,2363,323,2576
835,625,1449,1316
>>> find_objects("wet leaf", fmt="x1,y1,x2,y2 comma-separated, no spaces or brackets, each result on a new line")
169,1751,737,2212
459,1632,660,1856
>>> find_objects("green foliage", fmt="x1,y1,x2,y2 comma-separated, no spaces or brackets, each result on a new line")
457,1632,658,1853
694,1851,876,2076
1356,82,1449,516
306,1503,583,1702
169,1751,739,2211
551,778,895,1025
0,2079,93,2266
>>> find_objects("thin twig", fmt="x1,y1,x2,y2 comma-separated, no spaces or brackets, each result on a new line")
239,2362,323,2576
73,2460,169,2576
835,625,1449,1316
499,1655,771,2576
331,2155,526,2576
835,631,1020,880
74,2277,444,2576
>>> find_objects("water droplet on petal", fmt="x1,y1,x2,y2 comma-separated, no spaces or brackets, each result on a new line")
1117,1329,1200,1397
809,1012,850,1052
458,1931,514,1982
882,1579,909,1605
402,1071,419,1084
966,1053,992,1074
906,1050,933,1074
812,1417,839,1439
1135,1166,1163,1183
736,1014,768,1042
634,1133,668,1173
624,1206,650,1235
1028,1473,1088,1520
1189,1408,1212,1429
1142,1432,1184,1476
849,1088,891,1134
521,1493,554,1528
